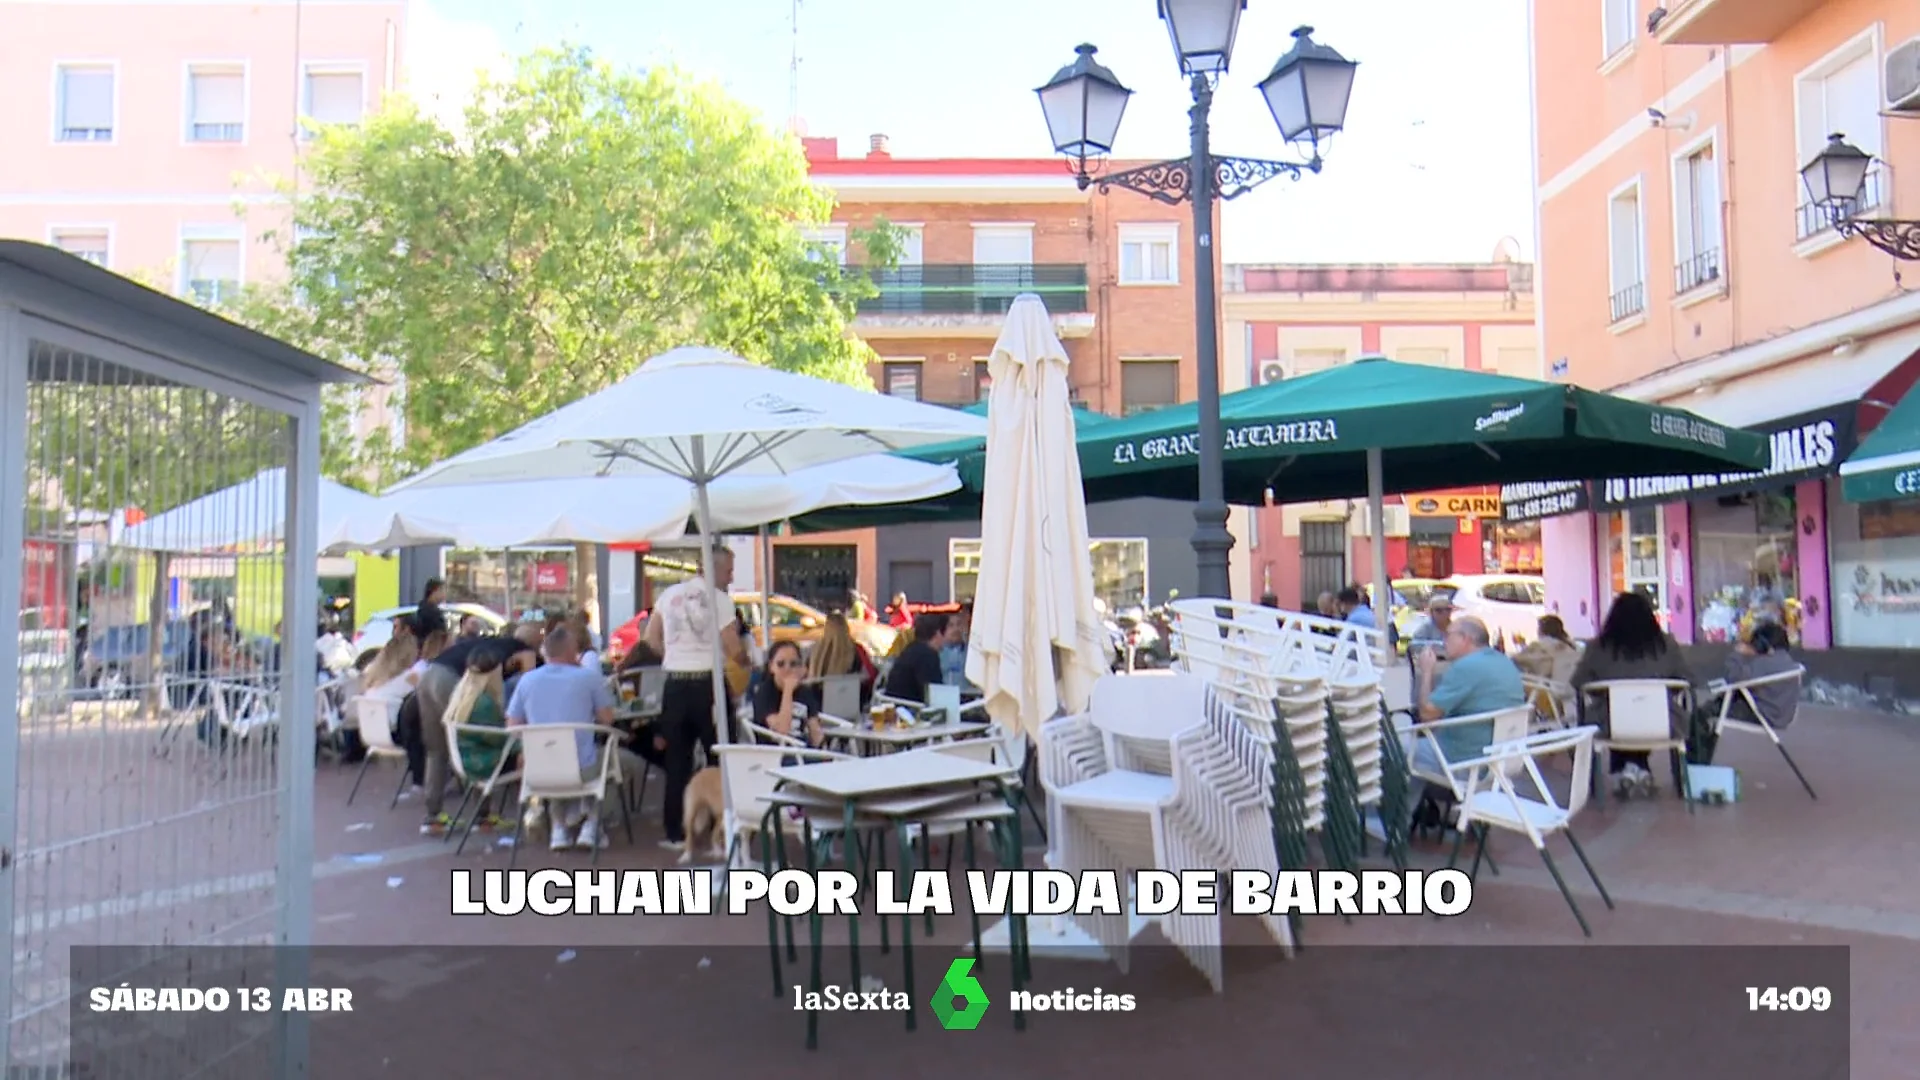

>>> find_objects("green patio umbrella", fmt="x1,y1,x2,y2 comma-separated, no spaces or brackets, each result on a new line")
1077,355,1770,625
792,401,1122,530
1839,388,1920,502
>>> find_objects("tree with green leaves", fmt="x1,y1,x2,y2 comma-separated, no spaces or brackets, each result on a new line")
235,46,894,488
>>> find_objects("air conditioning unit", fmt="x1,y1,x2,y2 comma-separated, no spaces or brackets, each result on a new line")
1889,37,1920,113
1351,505,1411,538
1257,360,1289,386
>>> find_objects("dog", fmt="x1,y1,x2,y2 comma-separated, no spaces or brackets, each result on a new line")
678,766,728,864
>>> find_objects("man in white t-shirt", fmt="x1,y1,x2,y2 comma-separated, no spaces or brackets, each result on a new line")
642,542,748,851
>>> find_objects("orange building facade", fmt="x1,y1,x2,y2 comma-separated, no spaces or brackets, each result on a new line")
1224,258,1539,608
1530,0,1920,663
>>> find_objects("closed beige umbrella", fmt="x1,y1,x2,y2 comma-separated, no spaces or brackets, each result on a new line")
967,295,1109,741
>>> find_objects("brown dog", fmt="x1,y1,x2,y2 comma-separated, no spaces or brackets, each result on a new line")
678,766,727,864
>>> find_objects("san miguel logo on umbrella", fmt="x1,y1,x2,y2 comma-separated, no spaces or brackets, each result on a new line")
1111,418,1340,465
1474,404,1525,433
744,393,825,419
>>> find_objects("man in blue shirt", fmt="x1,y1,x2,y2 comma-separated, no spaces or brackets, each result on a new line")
506,626,617,852
940,603,975,690
1410,616,1526,778
1337,586,1378,629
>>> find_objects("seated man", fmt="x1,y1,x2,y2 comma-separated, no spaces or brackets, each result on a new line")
882,611,949,706
505,626,618,852
1336,586,1378,629
1404,616,1526,809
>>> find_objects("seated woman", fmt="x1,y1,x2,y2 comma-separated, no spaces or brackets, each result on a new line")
443,646,515,824
807,612,875,712
1514,614,1580,683
751,640,825,754
1697,623,1798,765
1569,592,1703,795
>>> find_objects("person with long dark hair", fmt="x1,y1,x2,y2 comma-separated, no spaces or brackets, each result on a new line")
410,578,447,643
1569,592,1702,794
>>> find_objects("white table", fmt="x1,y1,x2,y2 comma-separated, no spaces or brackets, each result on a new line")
825,720,993,756
766,749,1030,1044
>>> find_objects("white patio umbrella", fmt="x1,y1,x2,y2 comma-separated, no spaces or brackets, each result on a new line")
386,346,988,751
115,467,413,554
338,453,960,550
966,295,1108,738
968,294,1113,958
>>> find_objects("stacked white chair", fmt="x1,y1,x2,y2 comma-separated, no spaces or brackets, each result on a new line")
1167,600,1391,872
1041,672,1252,988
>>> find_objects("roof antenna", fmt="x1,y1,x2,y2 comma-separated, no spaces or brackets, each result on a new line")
787,0,804,135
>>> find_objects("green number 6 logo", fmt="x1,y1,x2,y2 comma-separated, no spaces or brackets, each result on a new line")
932,958,990,1030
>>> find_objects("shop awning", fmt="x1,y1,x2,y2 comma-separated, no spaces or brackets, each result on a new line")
1839,388,1920,502
1591,402,1859,512
1665,328,1920,428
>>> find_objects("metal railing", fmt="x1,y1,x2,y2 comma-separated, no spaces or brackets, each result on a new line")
1796,164,1888,242
1674,246,1722,295
186,279,237,307
190,122,244,142
848,263,1090,316
57,127,112,142
1609,281,1646,324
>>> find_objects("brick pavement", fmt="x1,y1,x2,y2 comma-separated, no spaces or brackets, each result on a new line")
278,705,1915,1074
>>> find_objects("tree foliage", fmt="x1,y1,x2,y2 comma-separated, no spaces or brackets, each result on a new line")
237,47,893,487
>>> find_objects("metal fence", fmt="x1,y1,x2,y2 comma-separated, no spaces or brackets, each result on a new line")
3,313,318,1076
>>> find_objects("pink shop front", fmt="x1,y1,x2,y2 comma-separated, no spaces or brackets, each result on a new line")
1538,403,1870,652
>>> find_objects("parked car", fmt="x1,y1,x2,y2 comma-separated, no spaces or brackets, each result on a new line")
1390,578,1448,651
351,602,507,664
81,619,196,698
606,592,898,665
1432,574,1547,651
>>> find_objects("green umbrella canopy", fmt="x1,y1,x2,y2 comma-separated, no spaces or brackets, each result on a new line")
1839,386,1920,502
793,400,1119,531
1073,356,1770,503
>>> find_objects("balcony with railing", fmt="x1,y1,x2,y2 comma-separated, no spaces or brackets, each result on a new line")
1796,163,1889,243
844,263,1095,338
1609,282,1646,326
1653,0,1825,45
1674,246,1723,297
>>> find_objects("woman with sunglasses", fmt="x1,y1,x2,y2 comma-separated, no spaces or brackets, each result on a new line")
750,640,825,753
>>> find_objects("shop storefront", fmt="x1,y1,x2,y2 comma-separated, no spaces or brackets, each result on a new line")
445,546,582,622
1828,489,1920,650
1390,488,1532,578
1586,404,1856,649
948,537,1150,614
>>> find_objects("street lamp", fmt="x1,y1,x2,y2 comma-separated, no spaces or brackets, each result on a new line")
1801,134,1920,261
1036,6,1357,600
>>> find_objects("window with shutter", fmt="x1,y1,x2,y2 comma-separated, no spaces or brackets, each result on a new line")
304,70,364,129
1672,139,1722,293
189,68,246,142
182,238,242,306
1607,183,1644,322
1289,348,1346,375
1396,347,1452,367
881,362,922,402
1495,348,1536,378
52,230,110,266
1120,359,1179,415
57,67,115,141
1794,36,1887,241
1601,0,1636,60
971,226,1033,265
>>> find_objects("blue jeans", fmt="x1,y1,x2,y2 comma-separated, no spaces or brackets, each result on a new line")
1399,731,1448,805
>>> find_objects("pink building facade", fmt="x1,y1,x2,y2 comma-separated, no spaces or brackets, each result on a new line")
0,0,405,293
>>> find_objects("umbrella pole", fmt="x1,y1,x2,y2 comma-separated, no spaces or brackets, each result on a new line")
688,436,740,877
758,524,773,659
1366,448,1391,648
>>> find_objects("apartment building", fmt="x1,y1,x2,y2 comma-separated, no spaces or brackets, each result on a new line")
1531,0,1920,678
1222,255,1539,609
733,133,1247,615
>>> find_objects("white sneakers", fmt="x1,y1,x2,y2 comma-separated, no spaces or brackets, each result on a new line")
1614,763,1655,798
548,823,575,851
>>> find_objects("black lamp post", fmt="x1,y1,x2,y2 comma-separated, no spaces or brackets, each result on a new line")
1037,2,1357,600
1801,133,1920,261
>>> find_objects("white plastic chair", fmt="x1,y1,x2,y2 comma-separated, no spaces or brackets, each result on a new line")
445,715,524,855
1582,679,1691,805
508,723,629,867
347,695,409,808
712,743,858,870
1521,674,1574,733
1455,725,1614,937
819,673,862,721
1709,664,1814,799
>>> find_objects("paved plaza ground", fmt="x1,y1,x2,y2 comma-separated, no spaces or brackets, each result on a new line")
269,701,1918,1075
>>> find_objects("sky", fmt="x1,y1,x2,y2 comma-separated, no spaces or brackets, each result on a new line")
406,0,1537,265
